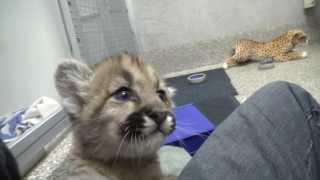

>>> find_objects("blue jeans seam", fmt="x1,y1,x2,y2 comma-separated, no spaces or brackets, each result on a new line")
287,83,320,177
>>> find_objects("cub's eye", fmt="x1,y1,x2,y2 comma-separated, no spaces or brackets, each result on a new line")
156,90,166,101
114,87,133,101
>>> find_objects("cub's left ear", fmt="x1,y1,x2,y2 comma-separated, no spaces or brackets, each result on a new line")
55,59,93,115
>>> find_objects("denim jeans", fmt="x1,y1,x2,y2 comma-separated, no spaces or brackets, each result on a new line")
179,81,320,180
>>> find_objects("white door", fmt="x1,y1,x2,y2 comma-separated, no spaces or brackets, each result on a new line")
60,0,138,64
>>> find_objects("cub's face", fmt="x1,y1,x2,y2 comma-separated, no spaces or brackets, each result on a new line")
289,29,308,45
55,54,175,161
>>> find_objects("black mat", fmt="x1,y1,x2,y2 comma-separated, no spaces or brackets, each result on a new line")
166,68,238,105
194,96,239,125
166,68,239,125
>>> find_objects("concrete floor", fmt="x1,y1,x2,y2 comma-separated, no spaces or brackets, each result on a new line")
26,30,320,179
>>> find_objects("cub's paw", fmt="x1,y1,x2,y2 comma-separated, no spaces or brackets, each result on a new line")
222,62,229,69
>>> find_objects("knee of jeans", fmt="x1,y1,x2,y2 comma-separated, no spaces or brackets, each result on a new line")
266,81,318,119
261,81,291,92
262,81,308,95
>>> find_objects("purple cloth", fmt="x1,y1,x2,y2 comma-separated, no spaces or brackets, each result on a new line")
165,103,215,145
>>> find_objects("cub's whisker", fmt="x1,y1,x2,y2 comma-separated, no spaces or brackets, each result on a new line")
112,131,129,167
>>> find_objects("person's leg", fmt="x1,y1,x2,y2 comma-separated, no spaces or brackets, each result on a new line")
179,81,320,180
0,139,21,180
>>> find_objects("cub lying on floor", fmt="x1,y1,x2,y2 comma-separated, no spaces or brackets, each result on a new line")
55,54,176,180
223,29,308,69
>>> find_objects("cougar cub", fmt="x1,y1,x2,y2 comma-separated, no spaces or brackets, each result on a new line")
55,54,176,180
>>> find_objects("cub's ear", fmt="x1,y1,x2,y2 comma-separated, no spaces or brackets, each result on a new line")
55,60,93,115
293,32,307,44
292,32,301,42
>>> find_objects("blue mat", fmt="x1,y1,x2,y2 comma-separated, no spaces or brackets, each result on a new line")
165,104,215,155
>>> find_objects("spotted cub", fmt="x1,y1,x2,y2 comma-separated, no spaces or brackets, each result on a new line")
223,29,308,69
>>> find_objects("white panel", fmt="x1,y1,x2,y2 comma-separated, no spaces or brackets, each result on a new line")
64,0,138,64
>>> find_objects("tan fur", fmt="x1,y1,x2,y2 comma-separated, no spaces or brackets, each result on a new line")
223,29,308,68
55,54,176,180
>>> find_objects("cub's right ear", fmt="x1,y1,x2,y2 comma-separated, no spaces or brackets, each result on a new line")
55,60,93,115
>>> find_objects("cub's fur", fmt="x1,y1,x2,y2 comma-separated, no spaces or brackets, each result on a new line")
223,29,308,69
55,54,176,180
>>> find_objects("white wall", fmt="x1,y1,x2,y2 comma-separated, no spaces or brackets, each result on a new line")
0,0,71,114
129,0,308,52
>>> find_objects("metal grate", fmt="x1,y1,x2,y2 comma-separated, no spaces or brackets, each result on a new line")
66,0,138,64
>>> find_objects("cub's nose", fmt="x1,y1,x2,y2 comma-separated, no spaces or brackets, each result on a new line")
144,109,175,134
147,110,167,125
